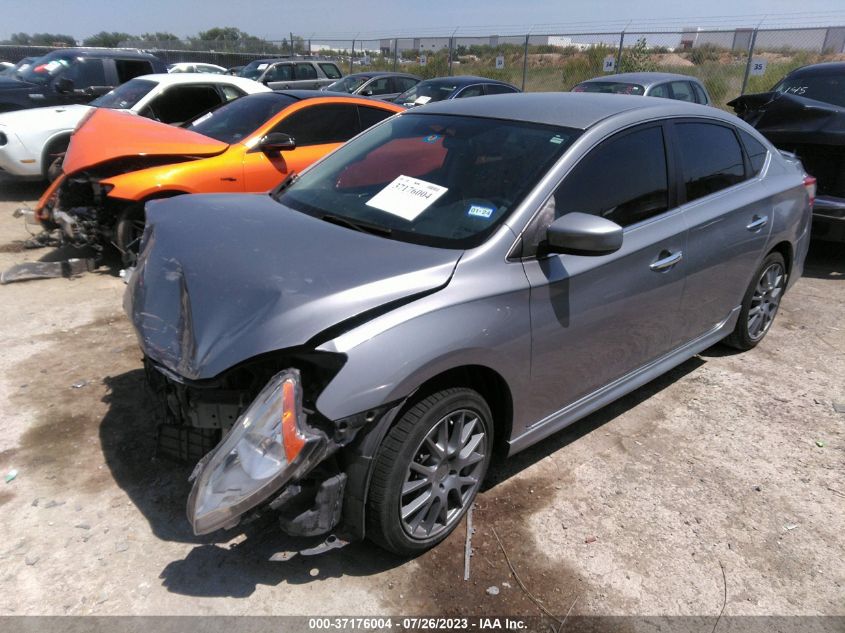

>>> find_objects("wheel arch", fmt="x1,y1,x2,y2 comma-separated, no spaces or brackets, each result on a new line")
767,240,793,278
41,132,72,177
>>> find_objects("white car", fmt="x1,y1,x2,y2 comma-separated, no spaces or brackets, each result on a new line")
168,62,228,74
0,73,269,179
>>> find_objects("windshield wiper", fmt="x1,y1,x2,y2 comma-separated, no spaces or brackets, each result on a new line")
321,214,392,237
271,172,299,198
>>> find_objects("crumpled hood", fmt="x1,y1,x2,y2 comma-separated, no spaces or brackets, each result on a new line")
729,91,845,146
124,193,462,380
63,107,228,175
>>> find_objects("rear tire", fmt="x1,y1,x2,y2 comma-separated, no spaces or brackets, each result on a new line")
366,388,493,556
723,252,787,350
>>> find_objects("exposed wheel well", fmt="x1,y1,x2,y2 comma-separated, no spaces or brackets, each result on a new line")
399,365,513,459
41,134,71,177
768,241,794,278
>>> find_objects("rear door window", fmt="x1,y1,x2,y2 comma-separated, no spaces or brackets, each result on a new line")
294,63,318,80
553,124,670,227
275,104,360,146
115,59,155,83
669,81,695,102
319,63,342,79
674,122,745,202
485,83,517,95
395,76,418,92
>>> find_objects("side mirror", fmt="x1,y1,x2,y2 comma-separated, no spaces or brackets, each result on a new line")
258,132,296,155
54,77,75,95
545,212,623,255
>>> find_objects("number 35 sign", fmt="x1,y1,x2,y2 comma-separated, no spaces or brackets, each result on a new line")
750,58,768,76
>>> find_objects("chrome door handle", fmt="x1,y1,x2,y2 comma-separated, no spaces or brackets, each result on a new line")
650,250,683,271
746,215,768,231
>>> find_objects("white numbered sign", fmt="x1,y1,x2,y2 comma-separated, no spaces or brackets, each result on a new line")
420,55,427,66
749,58,767,76
495,55,505,69
603,55,616,73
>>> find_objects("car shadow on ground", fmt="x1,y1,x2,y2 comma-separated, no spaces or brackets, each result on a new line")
0,175,44,202
802,239,845,280
99,353,705,598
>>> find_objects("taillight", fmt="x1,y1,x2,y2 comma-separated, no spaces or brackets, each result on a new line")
803,175,816,209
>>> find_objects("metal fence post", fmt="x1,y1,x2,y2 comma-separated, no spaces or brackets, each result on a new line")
740,28,759,95
350,39,354,74
521,34,529,90
393,38,398,72
448,36,454,76
616,31,625,72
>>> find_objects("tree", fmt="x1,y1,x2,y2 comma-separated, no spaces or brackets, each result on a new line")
83,31,132,48
619,37,656,73
6,32,76,47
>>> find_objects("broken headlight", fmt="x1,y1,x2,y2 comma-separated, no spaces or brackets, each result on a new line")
187,368,322,535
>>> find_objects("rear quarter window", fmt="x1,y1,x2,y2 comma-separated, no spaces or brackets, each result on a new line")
319,63,342,79
115,59,155,83
739,130,768,176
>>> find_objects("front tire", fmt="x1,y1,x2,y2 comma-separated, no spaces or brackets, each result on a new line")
366,388,493,555
723,252,787,350
115,204,146,266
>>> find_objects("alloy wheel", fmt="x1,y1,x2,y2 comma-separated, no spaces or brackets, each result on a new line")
747,262,785,341
399,408,487,540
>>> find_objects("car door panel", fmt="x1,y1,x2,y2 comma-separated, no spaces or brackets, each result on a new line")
523,213,687,424
669,120,771,340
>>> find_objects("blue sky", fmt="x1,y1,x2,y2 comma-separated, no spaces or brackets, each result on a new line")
2,0,844,40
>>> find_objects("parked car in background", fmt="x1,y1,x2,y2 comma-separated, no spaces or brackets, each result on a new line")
0,74,268,180
238,58,343,89
34,91,403,259
0,48,166,113
573,72,711,105
227,65,244,75
393,75,520,107
125,93,812,555
0,62,13,73
0,56,39,77
324,71,420,101
168,62,228,74
729,62,845,241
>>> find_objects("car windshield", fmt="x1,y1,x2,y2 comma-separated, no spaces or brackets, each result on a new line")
18,54,75,85
238,60,271,80
277,113,580,249
184,92,297,143
773,74,845,108
326,75,370,93
572,81,645,95
394,81,458,105
90,78,157,109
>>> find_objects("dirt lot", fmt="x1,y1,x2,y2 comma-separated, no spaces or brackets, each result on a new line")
0,176,842,620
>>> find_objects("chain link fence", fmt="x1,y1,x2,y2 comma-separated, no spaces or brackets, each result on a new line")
2,26,844,110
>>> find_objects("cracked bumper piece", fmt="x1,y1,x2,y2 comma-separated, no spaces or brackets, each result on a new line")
186,368,325,535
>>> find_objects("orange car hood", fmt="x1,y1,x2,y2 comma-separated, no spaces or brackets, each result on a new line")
62,108,228,175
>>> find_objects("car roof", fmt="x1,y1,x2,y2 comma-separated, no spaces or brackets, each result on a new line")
787,61,845,77
420,75,515,87
40,47,159,60
272,89,403,104
580,72,704,87
345,71,420,79
135,73,266,90
413,92,728,130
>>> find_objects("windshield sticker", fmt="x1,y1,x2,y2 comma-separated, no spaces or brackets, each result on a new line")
257,63,269,70
366,175,448,221
414,95,432,105
549,134,565,144
422,134,441,144
467,204,494,219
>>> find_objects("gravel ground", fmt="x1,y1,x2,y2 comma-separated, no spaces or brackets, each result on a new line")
0,176,842,620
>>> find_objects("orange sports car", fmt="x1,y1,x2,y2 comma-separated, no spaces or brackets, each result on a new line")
35,91,404,258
